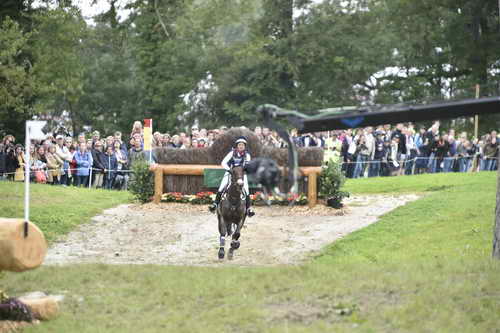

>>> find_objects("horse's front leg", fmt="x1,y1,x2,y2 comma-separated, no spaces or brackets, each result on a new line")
217,213,226,260
228,218,245,260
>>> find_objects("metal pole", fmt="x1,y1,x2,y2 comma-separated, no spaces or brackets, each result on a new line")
474,84,480,139
24,122,30,223
23,122,31,237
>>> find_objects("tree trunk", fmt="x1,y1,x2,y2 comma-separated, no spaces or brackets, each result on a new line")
493,149,500,258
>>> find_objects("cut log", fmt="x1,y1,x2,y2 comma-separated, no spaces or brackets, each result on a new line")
0,219,47,272
18,297,59,321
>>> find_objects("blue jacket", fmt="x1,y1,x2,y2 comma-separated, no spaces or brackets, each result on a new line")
74,150,93,176
104,153,118,179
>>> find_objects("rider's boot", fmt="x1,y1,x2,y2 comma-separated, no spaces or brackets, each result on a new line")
209,191,222,213
246,195,255,217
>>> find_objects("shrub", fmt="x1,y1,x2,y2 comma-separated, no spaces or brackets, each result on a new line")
128,161,154,203
319,161,350,208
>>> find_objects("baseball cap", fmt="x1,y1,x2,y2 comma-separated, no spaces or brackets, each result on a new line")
56,135,64,140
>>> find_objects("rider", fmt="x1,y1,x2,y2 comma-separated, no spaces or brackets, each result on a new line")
209,136,255,217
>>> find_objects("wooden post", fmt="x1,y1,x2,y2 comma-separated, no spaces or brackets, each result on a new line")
308,172,318,208
154,167,163,204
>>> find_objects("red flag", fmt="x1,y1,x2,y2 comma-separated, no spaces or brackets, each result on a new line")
144,119,152,127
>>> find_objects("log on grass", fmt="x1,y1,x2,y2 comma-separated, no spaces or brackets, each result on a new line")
0,219,47,272
18,297,59,321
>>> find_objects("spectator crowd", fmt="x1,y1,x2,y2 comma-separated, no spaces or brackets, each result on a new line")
0,120,498,191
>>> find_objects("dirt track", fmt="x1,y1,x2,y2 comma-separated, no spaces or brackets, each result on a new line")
44,194,418,267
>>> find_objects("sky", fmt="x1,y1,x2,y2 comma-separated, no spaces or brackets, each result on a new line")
76,0,131,22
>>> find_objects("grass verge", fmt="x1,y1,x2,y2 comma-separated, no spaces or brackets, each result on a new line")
1,172,500,332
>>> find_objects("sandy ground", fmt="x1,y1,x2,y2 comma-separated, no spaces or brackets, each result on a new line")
44,194,418,267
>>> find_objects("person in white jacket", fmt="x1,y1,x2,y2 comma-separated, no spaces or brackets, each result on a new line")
209,136,254,217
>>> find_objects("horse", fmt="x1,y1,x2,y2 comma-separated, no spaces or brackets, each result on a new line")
216,165,247,260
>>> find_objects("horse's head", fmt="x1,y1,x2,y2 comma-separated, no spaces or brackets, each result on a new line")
231,166,244,189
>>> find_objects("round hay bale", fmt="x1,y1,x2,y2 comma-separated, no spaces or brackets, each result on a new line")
0,218,47,272
210,128,262,163
155,147,213,164
260,146,324,166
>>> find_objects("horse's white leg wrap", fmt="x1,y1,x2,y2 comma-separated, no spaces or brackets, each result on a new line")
243,175,249,195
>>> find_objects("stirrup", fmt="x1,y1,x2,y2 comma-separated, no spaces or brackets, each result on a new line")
247,208,255,217
209,203,218,213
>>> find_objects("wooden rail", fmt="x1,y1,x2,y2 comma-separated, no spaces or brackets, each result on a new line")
150,164,322,207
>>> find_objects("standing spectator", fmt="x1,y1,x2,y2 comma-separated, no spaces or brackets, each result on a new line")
161,134,171,147
114,141,129,190
130,121,143,139
105,136,114,150
114,131,127,151
77,133,86,146
443,136,457,172
301,133,318,148
388,136,401,176
55,135,72,186
404,128,418,175
0,143,6,180
207,131,215,146
457,139,472,172
434,135,449,173
191,138,198,148
103,145,118,190
153,132,162,148
14,145,25,182
67,143,77,186
168,135,182,148
482,135,498,171
129,138,147,170
324,133,342,164
353,135,369,178
391,124,407,173
198,138,207,148
91,141,107,188
74,142,93,187
4,144,18,181
32,146,48,183
364,127,375,170
371,131,386,177
46,144,63,185
181,137,192,149
91,131,100,147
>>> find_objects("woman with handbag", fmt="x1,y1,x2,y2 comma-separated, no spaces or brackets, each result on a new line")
46,144,63,185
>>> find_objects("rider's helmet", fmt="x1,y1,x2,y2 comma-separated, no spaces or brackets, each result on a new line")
234,136,248,147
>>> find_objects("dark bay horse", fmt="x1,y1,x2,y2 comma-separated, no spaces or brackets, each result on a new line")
216,166,247,260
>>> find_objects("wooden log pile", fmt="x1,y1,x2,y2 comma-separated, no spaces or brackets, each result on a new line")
154,128,324,194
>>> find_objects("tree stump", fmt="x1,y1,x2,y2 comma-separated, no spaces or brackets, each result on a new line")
0,219,47,272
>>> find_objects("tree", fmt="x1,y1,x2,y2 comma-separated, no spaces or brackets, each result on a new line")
0,17,37,138
30,7,88,134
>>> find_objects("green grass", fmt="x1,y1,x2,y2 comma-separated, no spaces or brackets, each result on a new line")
0,181,132,242
2,173,500,332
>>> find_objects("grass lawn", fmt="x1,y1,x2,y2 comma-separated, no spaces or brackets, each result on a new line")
1,172,500,332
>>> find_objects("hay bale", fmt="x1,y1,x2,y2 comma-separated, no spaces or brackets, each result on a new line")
260,146,324,166
209,128,262,164
155,147,213,164
18,297,59,321
0,219,47,272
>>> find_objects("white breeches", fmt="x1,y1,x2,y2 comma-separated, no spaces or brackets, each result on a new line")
218,171,249,195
